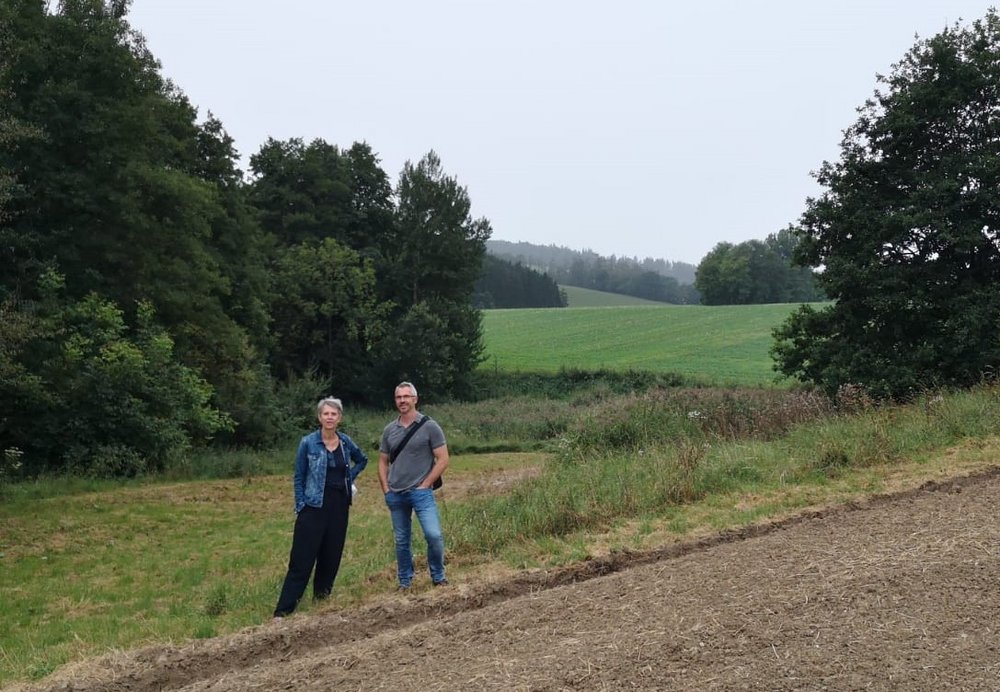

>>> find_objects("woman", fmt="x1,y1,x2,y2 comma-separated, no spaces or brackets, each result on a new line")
274,397,368,618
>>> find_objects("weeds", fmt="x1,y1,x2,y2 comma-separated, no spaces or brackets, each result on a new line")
563,386,833,454
203,584,229,617
451,383,1000,557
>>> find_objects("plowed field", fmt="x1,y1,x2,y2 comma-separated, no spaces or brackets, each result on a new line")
13,469,1000,691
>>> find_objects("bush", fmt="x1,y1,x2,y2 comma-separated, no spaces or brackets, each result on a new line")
212,365,330,449
0,276,232,476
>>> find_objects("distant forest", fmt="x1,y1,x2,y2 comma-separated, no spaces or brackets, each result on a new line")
479,234,825,309
487,240,698,284
473,254,567,309
481,240,700,306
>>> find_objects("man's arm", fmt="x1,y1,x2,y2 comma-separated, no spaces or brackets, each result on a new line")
378,451,391,493
420,444,449,489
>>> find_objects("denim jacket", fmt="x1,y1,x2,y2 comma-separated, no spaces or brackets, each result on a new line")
294,430,368,514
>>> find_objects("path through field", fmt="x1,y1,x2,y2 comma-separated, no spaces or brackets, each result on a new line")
18,468,1000,691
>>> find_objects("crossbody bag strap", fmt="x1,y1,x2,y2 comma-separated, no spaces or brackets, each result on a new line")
388,416,430,464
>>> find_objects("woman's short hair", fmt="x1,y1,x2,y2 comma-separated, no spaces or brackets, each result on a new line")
316,397,343,415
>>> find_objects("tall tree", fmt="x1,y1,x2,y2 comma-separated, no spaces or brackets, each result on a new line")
194,116,274,349
766,227,823,304
379,151,492,399
694,242,753,304
247,137,400,402
247,138,393,255
772,10,1000,398
248,138,354,247
343,141,395,258
388,151,491,306
1,1,273,448
269,238,387,401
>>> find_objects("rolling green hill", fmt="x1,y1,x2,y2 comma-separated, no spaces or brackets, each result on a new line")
481,303,818,386
559,285,667,307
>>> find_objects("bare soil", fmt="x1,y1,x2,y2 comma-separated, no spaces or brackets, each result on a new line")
15,468,1000,692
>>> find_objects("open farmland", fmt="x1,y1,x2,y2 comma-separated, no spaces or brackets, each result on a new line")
14,459,1000,691
481,303,815,386
7,304,998,691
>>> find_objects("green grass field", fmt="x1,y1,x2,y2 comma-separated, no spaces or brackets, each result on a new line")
481,303,815,386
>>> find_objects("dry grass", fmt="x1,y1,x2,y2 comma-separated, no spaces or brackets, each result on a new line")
570,436,1000,561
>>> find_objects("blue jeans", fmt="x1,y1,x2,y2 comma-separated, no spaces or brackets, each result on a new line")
385,488,446,586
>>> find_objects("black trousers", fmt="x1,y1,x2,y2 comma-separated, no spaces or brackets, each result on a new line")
274,488,349,617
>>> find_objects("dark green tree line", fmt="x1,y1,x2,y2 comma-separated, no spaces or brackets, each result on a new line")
473,255,566,308
556,255,697,304
695,228,823,305
0,1,491,475
1,0,250,471
772,10,1000,399
487,240,699,286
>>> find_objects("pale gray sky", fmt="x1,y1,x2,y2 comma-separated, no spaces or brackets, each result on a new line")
128,1,995,265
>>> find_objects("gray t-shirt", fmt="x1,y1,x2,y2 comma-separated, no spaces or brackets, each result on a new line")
380,414,447,492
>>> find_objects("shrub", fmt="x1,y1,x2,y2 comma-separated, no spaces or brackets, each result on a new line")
0,276,231,477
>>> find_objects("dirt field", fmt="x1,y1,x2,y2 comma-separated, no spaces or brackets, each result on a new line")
15,468,1000,692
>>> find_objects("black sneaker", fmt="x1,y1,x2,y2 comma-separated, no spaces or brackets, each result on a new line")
433,579,449,587
396,584,411,592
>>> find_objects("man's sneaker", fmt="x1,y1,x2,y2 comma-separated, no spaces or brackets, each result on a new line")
433,579,449,587
396,584,411,593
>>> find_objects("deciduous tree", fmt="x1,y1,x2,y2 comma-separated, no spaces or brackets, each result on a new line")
380,151,492,399
696,230,821,305
773,11,1000,398
269,238,387,401
0,1,274,450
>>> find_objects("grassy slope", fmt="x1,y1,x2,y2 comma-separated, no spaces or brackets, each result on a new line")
559,285,667,307
481,303,814,386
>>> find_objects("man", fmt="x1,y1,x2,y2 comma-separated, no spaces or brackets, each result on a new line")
378,381,449,590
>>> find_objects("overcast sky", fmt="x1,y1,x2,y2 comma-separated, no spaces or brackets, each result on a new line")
127,1,995,265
